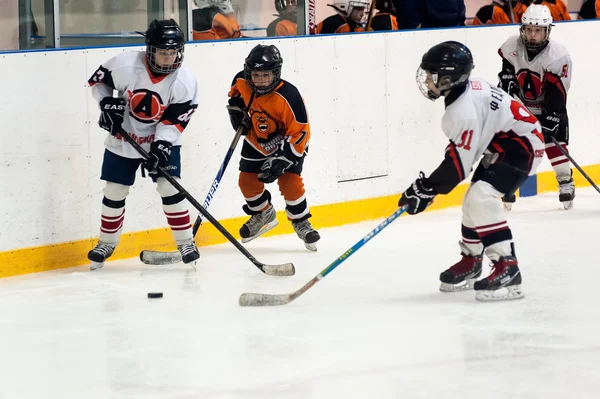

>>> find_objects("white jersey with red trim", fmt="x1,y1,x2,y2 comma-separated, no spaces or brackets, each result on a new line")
88,51,198,159
442,78,545,181
498,35,572,116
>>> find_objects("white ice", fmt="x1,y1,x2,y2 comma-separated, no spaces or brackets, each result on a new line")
0,188,598,399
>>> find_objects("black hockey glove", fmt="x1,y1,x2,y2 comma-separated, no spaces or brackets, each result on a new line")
226,97,251,135
144,140,172,174
398,173,437,215
258,151,296,184
540,111,562,139
99,97,127,136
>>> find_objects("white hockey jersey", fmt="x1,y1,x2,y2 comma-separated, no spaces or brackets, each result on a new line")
442,78,545,185
88,51,199,159
498,35,571,116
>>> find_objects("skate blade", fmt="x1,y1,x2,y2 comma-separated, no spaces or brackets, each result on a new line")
440,278,477,292
503,202,513,211
241,220,279,243
304,242,317,252
561,200,574,210
475,285,524,302
90,261,104,271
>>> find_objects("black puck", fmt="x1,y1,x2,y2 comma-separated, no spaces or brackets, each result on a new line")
148,292,163,299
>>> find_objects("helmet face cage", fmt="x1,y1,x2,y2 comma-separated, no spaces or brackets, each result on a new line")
275,0,297,19
194,0,234,14
244,45,283,95
520,5,553,51
145,19,185,74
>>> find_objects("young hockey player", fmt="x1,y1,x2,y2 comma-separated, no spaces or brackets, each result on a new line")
227,44,320,251
399,41,544,301
87,19,199,270
498,4,574,210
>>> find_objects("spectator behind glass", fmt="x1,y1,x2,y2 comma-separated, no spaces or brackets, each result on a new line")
472,1,518,25
370,0,399,31
393,0,466,29
192,0,243,40
267,0,298,37
578,0,600,19
316,0,372,34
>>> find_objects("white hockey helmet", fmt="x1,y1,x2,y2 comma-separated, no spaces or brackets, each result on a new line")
193,0,234,14
520,4,553,51
331,0,370,24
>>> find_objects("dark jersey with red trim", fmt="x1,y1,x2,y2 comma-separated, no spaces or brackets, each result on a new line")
498,35,572,116
88,51,198,159
427,79,544,194
228,72,310,159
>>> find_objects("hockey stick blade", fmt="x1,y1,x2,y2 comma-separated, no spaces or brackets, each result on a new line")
140,249,181,265
239,207,407,306
260,262,295,277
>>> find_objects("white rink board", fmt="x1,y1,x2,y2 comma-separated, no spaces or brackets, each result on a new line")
1,21,600,251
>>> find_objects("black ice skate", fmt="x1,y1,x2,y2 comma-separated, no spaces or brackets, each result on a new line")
439,253,483,292
558,176,575,210
239,204,278,243
502,193,516,211
474,256,523,301
292,219,320,251
88,242,116,271
177,240,200,267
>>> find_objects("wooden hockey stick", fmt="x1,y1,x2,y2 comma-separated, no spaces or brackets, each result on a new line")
120,130,294,277
550,136,600,194
239,206,408,306
366,0,377,31
140,94,255,265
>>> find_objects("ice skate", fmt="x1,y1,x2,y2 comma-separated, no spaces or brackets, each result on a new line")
439,253,483,292
177,239,200,268
88,242,116,271
240,204,278,243
474,256,524,301
292,219,320,251
558,176,575,210
502,193,516,211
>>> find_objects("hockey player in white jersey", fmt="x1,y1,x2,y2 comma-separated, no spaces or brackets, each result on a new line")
498,4,574,210
86,19,200,270
399,41,544,301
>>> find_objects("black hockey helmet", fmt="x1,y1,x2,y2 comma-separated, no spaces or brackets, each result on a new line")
145,19,185,74
244,44,283,95
275,0,298,19
416,41,474,101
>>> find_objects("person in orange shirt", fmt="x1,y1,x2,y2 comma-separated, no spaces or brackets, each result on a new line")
267,0,298,37
370,0,399,31
472,1,517,25
513,0,570,22
227,45,320,251
579,0,600,19
316,0,371,34
192,0,243,40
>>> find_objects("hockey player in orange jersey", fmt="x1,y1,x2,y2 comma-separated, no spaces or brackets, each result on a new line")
227,44,320,251
316,0,372,34
267,0,298,37
192,0,243,40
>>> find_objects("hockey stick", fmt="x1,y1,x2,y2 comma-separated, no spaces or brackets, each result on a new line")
366,0,376,31
120,131,295,277
140,95,255,265
550,136,600,195
239,206,408,306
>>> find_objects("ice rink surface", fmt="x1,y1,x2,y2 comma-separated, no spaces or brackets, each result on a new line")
0,188,598,399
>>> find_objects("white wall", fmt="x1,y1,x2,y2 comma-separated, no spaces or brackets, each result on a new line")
1,21,599,252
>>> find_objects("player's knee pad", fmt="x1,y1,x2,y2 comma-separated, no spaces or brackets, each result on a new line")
103,182,130,201
155,177,180,198
463,181,503,220
238,172,264,197
277,173,305,201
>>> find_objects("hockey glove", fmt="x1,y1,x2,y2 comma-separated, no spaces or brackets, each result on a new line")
258,152,296,184
540,111,562,139
144,140,172,174
226,97,251,135
398,173,437,215
99,97,127,136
